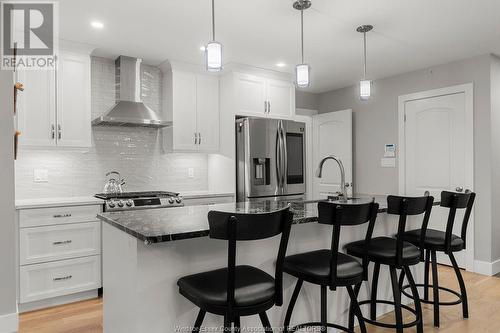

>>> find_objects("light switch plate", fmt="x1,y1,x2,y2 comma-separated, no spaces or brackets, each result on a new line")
34,169,49,182
188,168,194,178
381,158,396,168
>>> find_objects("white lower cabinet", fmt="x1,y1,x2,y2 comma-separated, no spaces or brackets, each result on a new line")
20,222,101,265
17,203,102,309
19,255,101,303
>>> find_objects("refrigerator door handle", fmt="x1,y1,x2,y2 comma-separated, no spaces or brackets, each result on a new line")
275,125,282,192
281,124,287,190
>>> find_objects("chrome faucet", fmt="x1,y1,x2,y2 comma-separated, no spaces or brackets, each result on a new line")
316,155,348,201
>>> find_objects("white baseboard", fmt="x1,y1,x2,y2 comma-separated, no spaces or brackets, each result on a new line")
0,311,18,333
474,259,500,276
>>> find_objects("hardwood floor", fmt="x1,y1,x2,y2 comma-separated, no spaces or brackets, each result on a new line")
18,266,500,332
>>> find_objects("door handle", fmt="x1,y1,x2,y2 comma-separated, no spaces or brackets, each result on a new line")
198,132,202,145
456,186,464,192
281,124,287,187
268,101,271,114
57,124,62,140
275,126,282,191
194,132,198,145
51,125,55,140
264,101,268,113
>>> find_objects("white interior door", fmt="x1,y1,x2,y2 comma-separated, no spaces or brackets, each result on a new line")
402,86,473,269
312,110,353,199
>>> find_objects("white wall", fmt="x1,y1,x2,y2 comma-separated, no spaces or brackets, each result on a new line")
295,90,319,110
490,55,500,262
317,54,495,264
0,69,18,331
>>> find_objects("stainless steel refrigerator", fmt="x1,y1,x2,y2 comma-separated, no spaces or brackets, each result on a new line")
236,117,306,202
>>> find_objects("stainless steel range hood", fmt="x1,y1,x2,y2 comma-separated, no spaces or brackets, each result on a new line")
92,56,171,128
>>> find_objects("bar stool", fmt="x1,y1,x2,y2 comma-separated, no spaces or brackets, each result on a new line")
282,200,379,333
177,207,293,333
344,195,434,333
400,190,476,327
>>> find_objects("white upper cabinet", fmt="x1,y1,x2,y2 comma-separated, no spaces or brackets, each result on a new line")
17,49,91,148
162,66,220,153
56,52,92,147
232,72,295,119
17,70,56,146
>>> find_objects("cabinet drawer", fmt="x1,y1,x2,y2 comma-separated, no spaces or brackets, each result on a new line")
20,222,101,265
20,256,101,303
19,205,101,228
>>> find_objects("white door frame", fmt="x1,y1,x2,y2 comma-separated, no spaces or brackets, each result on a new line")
397,83,474,271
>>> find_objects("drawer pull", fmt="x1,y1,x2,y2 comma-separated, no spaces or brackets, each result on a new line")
53,275,72,281
53,240,72,245
53,213,72,218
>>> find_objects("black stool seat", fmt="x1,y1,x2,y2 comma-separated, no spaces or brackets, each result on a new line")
403,228,464,252
178,265,275,309
345,236,421,266
283,250,363,286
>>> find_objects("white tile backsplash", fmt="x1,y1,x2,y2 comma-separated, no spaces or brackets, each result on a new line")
15,56,208,199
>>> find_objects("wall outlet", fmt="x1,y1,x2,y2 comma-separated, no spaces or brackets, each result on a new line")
33,169,49,182
188,168,195,178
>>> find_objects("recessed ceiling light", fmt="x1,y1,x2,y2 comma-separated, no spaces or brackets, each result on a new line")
199,46,206,51
276,62,287,68
90,21,104,29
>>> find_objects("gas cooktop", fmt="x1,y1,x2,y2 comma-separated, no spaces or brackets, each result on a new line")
95,191,183,211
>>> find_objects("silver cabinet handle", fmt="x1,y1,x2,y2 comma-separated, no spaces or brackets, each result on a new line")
53,240,72,245
53,275,72,281
198,132,202,145
194,132,198,145
456,186,464,192
53,213,72,218
51,124,55,140
268,101,271,114
57,124,62,140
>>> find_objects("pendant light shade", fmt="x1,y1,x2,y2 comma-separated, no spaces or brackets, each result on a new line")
293,1,311,88
205,41,222,72
357,25,373,100
205,0,222,72
295,64,310,88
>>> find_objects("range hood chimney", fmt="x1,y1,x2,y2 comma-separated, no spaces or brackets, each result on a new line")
92,56,171,128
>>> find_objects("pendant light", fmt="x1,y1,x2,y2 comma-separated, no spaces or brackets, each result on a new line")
205,0,222,71
293,0,311,88
357,25,373,100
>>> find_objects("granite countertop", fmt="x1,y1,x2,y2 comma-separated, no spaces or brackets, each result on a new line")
97,195,411,244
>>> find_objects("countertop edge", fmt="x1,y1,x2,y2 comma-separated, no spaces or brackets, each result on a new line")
16,197,104,209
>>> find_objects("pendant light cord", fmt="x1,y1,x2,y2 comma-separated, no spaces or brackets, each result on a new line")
301,7,304,63
212,0,216,41
363,31,367,79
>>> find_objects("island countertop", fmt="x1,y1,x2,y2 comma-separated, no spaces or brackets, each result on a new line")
96,195,436,244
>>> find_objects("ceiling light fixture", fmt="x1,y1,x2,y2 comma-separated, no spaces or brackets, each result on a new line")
293,0,311,88
90,21,104,29
357,24,373,100
205,0,222,72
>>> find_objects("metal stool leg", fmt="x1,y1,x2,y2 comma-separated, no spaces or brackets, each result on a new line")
348,282,362,331
234,316,241,333
390,266,404,333
404,266,424,333
347,285,367,333
320,285,327,333
259,312,273,333
449,251,469,318
431,250,440,327
283,279,303,333
370,262,381,320
192,309,206,333
223,315,232,333
424,249,431,301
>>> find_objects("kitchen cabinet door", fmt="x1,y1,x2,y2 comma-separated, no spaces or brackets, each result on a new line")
17,70,57,147
266,78,295,119
233,73,267,116
196,75,219,152
172,71,197,151
56,52,92,147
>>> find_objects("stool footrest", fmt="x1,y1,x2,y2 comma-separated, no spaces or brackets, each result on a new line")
357,299,421,329
401,283,463,306
288,321,353,333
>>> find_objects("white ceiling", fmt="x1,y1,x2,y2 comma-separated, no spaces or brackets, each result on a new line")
59,0,500,93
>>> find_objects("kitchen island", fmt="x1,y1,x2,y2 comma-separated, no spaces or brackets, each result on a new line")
98,197,427,333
